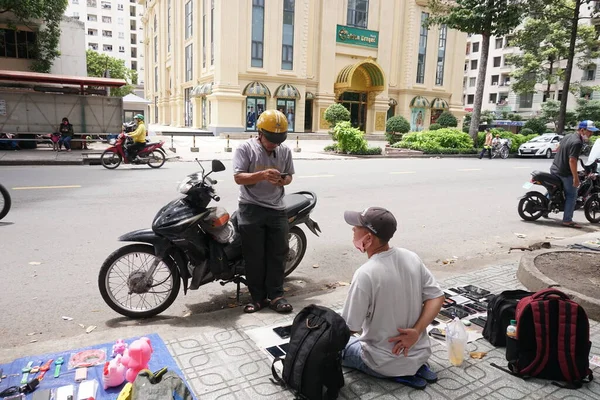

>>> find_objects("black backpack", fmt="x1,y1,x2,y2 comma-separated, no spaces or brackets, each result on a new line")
483,290,533,347
271,305,350,400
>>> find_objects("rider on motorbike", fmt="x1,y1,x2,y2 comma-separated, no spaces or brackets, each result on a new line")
126,114,147,161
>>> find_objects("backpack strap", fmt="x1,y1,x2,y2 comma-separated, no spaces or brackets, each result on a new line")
557,301,583,382
270,357,285,387
520,301,551,376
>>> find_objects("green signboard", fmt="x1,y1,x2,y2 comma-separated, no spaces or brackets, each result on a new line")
336,25,379,48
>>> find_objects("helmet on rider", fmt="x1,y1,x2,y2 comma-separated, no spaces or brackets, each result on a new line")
256,110,288,145
134,114,145,122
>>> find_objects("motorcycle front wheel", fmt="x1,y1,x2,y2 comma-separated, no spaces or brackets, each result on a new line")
0,184,11,220
100,150,122,169
518,192,548,221
585,194,600,223
284,227,307,277
98,244,181,318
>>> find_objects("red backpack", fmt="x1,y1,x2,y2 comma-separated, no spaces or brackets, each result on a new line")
502,289,593,388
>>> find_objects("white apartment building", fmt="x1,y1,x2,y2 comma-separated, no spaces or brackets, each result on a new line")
463,6,600,119
65,0,145,88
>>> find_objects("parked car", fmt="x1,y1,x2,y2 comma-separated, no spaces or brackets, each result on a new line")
518,134,563,159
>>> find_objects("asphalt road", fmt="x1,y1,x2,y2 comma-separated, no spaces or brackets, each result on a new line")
0,157,595,348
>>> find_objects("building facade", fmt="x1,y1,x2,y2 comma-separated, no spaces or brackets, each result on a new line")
65,0,146,86
142,0,467,135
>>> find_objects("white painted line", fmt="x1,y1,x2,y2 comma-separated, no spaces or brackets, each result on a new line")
12,185,82,190
457,168,482,172
390,171,416,174
297,175,335,178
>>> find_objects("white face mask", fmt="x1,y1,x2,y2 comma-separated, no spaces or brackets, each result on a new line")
353,233,371,253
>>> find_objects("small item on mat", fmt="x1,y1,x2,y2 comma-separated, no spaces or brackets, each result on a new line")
590,355,600,368
429,328,446,341
122,337,153,382
102,354,126,390
77,379,99,400
69,349,106,369
112,339,128,357
29,361,43,376
450,295,470,305
32,388,51,400
4,394,25,400
462,320,471,326
54,357,64,378
272,325,292,339
20,361,34,385
55,384,74,400
37,359,54,381
470,351,487,359
74,367,88,382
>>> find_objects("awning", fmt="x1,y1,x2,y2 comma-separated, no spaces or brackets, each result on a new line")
388,98,398,106
274,84,300,99
409,96,429,108
334,57,385,93
191,82,213,97
243,81,271,97
431,98,449,110
0,69,126,87
123,93,151,104
305,92,315,100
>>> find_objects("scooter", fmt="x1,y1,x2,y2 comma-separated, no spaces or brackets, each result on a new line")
100,124,167,169
98,159,321,318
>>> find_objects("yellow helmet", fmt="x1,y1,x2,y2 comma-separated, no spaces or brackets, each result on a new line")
256,110,288,144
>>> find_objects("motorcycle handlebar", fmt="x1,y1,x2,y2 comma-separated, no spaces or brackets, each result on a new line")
212,195,220,202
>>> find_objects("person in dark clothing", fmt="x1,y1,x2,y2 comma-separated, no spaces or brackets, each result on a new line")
58,117,74,152
550,120,598,228
232,109,295,314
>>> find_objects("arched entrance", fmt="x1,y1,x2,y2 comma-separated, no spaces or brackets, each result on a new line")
334,58,385,132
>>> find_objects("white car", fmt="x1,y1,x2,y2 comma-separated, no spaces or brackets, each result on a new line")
518,134,563,159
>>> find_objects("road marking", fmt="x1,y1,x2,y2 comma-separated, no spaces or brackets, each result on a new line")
390,171,416,174
457,168,482,172
12,185,82,190
297,174,335,178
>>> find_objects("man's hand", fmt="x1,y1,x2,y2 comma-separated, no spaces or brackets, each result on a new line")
262,169,282,184
574,176,581,188
388,328,420,357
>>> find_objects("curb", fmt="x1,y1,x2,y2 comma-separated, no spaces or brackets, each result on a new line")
0,159,84,166
517,250,600,320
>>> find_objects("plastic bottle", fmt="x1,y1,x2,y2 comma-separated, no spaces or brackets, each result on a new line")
506,320,517,339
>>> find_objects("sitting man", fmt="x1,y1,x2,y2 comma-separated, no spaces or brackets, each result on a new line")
341,207,445,389
126,114,147,161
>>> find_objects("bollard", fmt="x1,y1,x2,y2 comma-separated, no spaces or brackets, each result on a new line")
169,134,176,153
224,134,232,152
293,135,302,152
190,134,199,152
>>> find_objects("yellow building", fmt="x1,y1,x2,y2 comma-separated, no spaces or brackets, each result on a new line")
141,0,466,135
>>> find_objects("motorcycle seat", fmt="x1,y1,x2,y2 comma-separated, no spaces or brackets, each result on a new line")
283,194,311,217
532,171,562,187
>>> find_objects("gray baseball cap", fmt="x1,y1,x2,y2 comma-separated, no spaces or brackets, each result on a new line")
344,207,397,242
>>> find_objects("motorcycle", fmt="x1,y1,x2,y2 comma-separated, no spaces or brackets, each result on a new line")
98,160,321,318
491,138,511,159
0,183,11,221
100,122,166,169
518,159,600,223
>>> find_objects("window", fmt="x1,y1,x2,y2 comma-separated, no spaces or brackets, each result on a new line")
154,96,158,123
102,16,112,23
130,33,137,44
72,12,80,19
251,0,265,68
584,65,596,81
154,14,157,32
435,24,447,85
88,29,98,36
495,38,503,49
185,44,193,81
87,0,96,7
491,75,499,85
118,32,124,39
470,59,478,70
501,74,511,86
505,35,514,47
103,44,113,51
467,94,474,104
347,0,368,29
167,0,172,52
154,66,158,92
185,0,193,40
469,77,476,87
88,43,98,50
154,36,158,63
101,1,111,9
88,14,97,21
557,90,563,102
489,93,498,103
131,61,137,71
493,56,501,67
131,47,137,58
118,4,124,11
503,57,510,66
416,12,429,84
465,42,470,55
472,42,479,53
130,20,136,31
130,5,136,17
185,88,193,127
102,30,112,37
519,93,533,108
211,0,214,65
281,0,295,70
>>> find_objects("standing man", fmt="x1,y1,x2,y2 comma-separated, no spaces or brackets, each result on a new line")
478,128,493,159
233,109,295,314
126,114,147,161
550,120,597,228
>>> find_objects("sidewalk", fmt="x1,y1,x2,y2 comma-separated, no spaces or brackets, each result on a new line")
2,258,599,399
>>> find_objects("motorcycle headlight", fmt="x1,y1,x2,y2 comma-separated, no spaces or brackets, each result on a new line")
108,139,116,145
177,176,194,194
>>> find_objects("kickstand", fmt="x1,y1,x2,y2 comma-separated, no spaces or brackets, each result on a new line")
220,275,248,305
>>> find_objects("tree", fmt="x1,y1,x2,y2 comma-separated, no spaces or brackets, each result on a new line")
437,111,458,127
576,99,600,122
385,115,410,144
86,50,137,97
323,103,350,128
428,0,537,144
0,0,69,72
508,0,599,103
524,117,548,135
541,100,561,128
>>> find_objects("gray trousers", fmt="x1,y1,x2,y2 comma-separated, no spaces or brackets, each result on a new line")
237,203,289,302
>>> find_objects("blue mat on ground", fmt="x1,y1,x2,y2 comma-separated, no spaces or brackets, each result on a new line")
0,333,193,400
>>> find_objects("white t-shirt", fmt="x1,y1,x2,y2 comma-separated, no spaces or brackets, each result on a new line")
341,247,443,377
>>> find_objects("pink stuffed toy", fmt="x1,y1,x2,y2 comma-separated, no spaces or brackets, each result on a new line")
102,354,126,390
120,337,153,382
112,339,128,358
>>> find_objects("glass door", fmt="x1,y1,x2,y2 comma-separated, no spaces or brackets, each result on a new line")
246,97,267,131
304,99,313,132
277,99,296,132
184,88,193,127
339,91,367,132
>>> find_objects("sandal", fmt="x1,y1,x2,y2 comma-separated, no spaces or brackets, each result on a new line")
562,222,582,229
270,297,293,314
391,374,427,390
243,300,268,314
416,364,438,383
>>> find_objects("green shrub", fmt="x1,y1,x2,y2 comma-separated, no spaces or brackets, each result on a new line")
437,111,458,128
350,146,382,155
324,104,350,132
385,116,411,145
590,135,599,146
524,117,548,135
324,144,338,152
429,123,442,131
333,121,368,154
520,128,534,136
393,128,474,153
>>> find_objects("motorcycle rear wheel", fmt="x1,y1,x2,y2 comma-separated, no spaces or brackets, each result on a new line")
100,150,122,169
584,194,600,223
148,150,166,168
501,146,509,159
518,192,548,221
284,226,307,277
99,244,180,318
0,184,11,220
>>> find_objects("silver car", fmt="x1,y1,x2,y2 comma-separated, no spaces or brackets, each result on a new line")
518,134,563,159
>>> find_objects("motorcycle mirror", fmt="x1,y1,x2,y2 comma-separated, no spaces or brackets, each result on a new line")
195,158,206,176
211,160,226,172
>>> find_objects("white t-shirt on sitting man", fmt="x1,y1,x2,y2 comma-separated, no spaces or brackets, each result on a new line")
341,247,444,377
